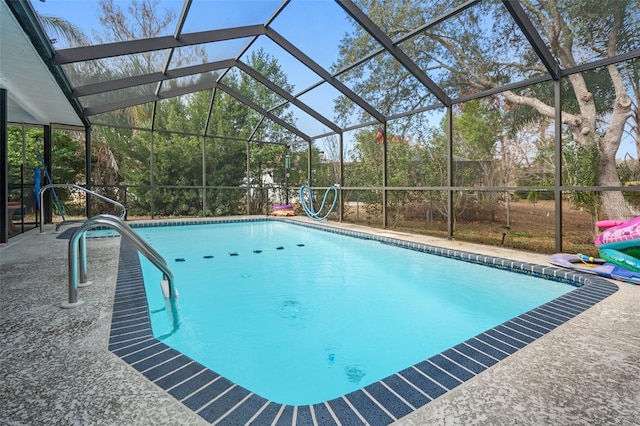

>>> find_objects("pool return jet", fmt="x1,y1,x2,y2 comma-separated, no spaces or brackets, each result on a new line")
299,184,338,221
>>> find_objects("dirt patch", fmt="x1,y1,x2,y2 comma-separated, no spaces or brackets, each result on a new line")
342,199,598,256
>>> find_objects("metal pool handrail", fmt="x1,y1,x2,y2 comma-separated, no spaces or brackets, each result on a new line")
39,184,126,233
63,214,179,329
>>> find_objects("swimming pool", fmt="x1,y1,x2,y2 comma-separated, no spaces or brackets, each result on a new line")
108,218,618,425
137,221,570,405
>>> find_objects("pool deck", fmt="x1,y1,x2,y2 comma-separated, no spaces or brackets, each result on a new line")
1,217,639,425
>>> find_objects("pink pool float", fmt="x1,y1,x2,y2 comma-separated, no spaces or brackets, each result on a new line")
270,204,295,217
594,216,640,272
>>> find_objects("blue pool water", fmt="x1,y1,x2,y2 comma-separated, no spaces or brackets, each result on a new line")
136,221,571,405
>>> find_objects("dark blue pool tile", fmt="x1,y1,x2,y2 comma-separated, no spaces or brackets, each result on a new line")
573,289,603,304
117,263,140,271
583,282,614,295
155,361,206,389
547,299,583,316
274,405,294,426
516,314,555,333
112,297,148,308
115,273,139,281
476,333,519,354
197,386,250,423
465,338,509,360
561,292,593,310
143,354,191,381
538,303,576,320
428,354,475,382
110,311,149,326
114,300,148,319
112,299,148,312
493,324,535,344
111,337,159,357
312,403,339,426
121,342,165,364
579,284,614,298
110,318,151,333
182,377,234,411
111,304,147,316
529,307,566,325
572,292,603,306
453,343,499,367
112,291,142,300
110,309,149,324
328,397,365,425
115,284,146,292
110,322,151,336
518,310,557,327
115,278,142,286
592,284,618,297
345,389,393,426
364,382,414,419
114,289,146,300
108,335,153,352
108,329,153,345
217,394,268,426
132,347,182,372
485,328,528,351
500,318,547,341
113,291,144,300
555,292,589,307
441,349,487,375
381,375,429,410
168,369,220,400
250,402,283,425
112,299,147,310
399,367,447,399
116,275,144,283
295,405,313,426
414,360,463,390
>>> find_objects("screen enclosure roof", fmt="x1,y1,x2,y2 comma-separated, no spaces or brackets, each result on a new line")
2,0,639,145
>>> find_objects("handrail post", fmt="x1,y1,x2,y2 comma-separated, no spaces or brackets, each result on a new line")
39,189,44,233
62,231,84,308
78,232,92,287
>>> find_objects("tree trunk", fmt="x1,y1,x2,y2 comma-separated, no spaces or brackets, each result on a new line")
598,145,637,220
600,190,636,221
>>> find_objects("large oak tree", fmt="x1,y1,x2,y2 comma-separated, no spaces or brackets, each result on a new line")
335,0,638,219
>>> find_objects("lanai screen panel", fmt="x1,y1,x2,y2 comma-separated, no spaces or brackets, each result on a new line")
182,0,281,32
78,82,158,112
269,0,354,72
298,82,373,130
170,39,252,65
334,50,436,117
205,91,254,139
241,35,325,97
395,0,547,99
524,0,640,68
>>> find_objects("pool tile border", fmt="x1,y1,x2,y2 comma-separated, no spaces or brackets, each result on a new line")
109,218,618,425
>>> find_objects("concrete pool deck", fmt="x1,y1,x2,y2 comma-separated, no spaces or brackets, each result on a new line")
1,217,639,425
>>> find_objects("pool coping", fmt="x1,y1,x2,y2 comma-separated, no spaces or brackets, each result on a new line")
108,218,618,426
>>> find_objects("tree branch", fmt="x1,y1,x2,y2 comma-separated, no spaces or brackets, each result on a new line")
501,90,583,128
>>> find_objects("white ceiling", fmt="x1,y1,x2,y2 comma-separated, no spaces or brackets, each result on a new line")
0,1,83,127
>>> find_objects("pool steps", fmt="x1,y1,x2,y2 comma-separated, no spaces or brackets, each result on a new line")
108,218,617,425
